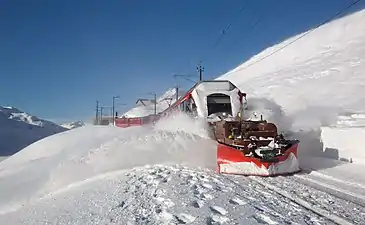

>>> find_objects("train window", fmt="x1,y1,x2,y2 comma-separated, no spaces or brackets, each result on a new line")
206,93,232,116
185,98,191,112
180,101,185,111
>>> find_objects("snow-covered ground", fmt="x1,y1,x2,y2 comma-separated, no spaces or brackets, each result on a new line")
2,164,364,225
1,7,365,225
0,106,68,156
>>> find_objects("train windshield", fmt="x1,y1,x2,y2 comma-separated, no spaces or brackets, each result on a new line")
206,93,232,116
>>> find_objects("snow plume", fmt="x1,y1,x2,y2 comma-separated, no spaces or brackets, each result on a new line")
288,106,343,132
84,119,217,179
245,97,343,132
243,97,293,133
153,112,213,139
0,119,217,213
244,97,347,160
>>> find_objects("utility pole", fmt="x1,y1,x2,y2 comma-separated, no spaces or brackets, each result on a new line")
197,62,204,81
148,92,157,115
95,100,99,125
175,85,179,101
153,93,157,115
100,107,103,121
112,95,120,126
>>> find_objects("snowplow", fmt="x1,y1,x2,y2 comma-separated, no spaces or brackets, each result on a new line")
116,79,300,176
212,118,300,176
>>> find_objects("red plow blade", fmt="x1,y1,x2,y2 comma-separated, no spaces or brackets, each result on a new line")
216,141,300,176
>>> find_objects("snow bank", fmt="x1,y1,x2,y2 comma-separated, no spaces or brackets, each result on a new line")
0,106,68,156
321,126,365,163
0,113,216,214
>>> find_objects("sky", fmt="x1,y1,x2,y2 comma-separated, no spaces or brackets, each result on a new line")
1,0,364,124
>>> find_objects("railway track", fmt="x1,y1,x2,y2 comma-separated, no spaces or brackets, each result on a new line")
223,174,365,225
293,172,365,208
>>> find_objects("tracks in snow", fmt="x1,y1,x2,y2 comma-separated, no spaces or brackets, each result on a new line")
2,164,364,225
249,177,353,225
294,172,365,208
238,174,365,225
107,165,344,224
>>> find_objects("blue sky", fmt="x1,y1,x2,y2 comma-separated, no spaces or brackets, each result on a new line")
1,0,364,124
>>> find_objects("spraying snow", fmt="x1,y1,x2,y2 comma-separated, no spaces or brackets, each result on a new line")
0,112,216,214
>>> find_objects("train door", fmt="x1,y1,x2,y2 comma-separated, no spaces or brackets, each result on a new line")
182,96,198,117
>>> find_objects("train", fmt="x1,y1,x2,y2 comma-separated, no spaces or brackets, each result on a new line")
115,80,300,176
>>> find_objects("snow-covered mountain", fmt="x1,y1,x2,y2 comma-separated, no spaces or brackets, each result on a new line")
1,8,365,225
0,106,68,156
61,120,85,129
123,87,186,118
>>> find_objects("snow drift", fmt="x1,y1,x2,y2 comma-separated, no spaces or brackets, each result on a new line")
0,106,68,156
0,113,216,214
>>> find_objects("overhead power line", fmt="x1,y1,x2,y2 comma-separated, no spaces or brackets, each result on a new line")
195,1,271,79
212,5,246,49
229,0,363,74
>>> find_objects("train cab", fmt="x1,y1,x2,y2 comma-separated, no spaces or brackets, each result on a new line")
163,80,247,122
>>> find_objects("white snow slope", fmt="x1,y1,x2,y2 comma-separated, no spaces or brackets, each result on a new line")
123,87,185,118
218,9,365,117
1,8,365,225
0,106,68,156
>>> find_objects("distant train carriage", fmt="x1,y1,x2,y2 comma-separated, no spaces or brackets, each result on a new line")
115,80,247,127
